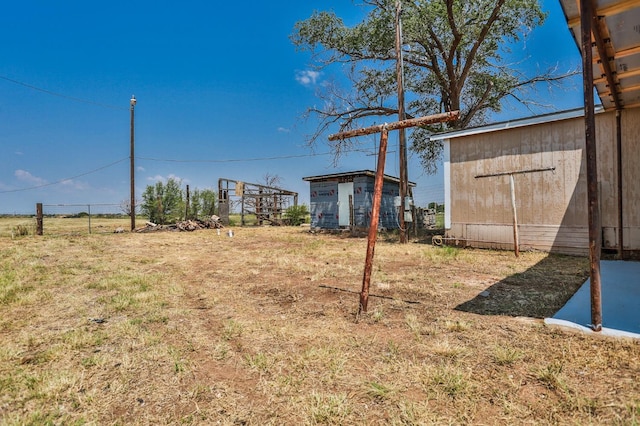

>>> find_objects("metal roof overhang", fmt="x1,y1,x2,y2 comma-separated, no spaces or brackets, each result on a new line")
560,0,640,110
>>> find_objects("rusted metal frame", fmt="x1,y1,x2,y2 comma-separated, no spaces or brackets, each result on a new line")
474,166,555,179
328,111,459,314
360,129,390,314
590,8,622,110
328,111,459,141
217,179,231,225
244,181,298,197
616,109,624,259
241,191,246,226
256,188,263,225
217,178,299,225
581,0,603,331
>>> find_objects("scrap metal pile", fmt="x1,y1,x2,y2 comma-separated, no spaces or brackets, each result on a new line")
133,215,224,233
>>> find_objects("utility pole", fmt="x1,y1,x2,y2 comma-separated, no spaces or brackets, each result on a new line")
130,95,137,231
395,0,409,243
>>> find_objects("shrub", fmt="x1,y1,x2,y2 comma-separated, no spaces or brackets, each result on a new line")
283,204,309,226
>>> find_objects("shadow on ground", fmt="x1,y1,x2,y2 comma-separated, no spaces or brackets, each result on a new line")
455,254,589,319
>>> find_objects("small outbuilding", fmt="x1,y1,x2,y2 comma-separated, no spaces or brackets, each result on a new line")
303,170,415,230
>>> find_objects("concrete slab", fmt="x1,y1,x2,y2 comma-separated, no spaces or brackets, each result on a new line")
544,260,640,339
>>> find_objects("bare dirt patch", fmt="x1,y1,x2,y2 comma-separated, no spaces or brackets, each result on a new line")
1,225,639,425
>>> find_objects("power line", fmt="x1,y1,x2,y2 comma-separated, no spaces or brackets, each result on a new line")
0,147,388,195
0,157,128,194
136,148,376,163
136,152,333,163
0,75,127,110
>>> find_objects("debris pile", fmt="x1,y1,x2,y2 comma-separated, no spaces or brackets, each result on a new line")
134,215,224,233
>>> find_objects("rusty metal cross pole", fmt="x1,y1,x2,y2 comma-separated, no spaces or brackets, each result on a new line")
329,111,459,314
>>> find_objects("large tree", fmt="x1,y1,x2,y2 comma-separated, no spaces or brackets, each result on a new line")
292,0,576,173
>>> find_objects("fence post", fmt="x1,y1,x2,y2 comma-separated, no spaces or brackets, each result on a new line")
36,203,43,235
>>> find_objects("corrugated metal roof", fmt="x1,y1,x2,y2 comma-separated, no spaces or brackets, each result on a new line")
429,107,599,141
302,170,416,186
560,0,640,110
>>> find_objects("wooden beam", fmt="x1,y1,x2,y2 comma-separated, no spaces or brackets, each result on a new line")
593,44,640,65
568,0,639,27
617,82,640,93
595,67,640,84
591,8,622,109
328,111,459,141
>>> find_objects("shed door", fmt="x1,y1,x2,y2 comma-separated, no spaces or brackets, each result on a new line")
338,182,354,227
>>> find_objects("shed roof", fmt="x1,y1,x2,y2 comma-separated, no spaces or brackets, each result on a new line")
303,170,415,186
559,0,640,110
429,107,604,141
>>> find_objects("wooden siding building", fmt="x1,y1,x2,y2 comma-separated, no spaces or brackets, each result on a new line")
431,107,640,256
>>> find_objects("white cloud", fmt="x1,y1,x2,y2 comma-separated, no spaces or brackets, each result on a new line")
295,70,321,87
146,174,189,184
15,151,23,156
147,174,166,182
277,127,290,133
137,166,146,172
14,169,47,186
60,179,90,190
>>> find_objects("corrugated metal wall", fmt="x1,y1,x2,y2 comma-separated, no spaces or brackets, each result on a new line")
445,108,640,255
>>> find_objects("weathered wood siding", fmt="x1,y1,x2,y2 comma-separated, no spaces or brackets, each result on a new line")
445,108,640,255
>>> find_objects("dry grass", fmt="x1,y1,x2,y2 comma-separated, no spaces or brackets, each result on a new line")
1,221,639,425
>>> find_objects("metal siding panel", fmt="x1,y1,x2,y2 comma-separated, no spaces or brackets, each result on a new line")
380,182,400,229
309,182,339,229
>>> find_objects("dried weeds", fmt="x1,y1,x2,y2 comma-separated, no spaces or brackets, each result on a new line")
0,223,639,425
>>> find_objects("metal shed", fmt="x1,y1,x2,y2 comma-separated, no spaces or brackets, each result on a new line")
303,170,415,230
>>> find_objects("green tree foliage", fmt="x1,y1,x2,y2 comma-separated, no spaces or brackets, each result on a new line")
428,202,445,213
283,204,310,226
186,188,217,220
291,0,576,173
143,180,217,223
141,178,184,224
188,188,202,220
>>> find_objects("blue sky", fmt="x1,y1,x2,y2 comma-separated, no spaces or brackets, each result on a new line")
0,0,583,215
